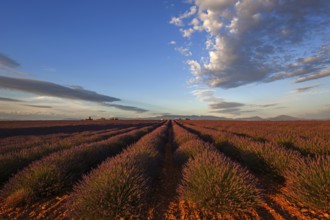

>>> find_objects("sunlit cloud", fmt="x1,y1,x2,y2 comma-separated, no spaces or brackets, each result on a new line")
0,76,148,114
0,97,22,102
192,88,281,116
172,0,330,88
295,69,330,83
170,6,197,26
294,84,320,93
175,46,192,56
254,103,278,108
0,75,120,103
23,104,53,109
209,101,244,109
103,103,148,113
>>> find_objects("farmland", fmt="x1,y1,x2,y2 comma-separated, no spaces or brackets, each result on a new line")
0,120,329,219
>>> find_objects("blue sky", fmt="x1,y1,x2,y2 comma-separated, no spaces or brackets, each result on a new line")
0,0,330,120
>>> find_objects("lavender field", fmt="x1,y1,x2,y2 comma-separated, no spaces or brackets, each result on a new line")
0,120,329,219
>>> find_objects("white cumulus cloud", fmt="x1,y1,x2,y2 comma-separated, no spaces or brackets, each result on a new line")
170,6,197,26
172,0,330,88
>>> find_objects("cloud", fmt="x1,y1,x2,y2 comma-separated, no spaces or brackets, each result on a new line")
175,47,192,56
172,0,330,88
169,41,176,45
295,69,330,83
103,103,148,113
255,103,277,108
0,72,148,114
180,28,195,38
0,95,53,109
269,46,330,83
187,60,202,77
209,100,245,115
0,53,28,76
211,108,241,115
24,104,52,109
0,97,22,102
192,88,246,115
69,85,85,90
0,75,120,103
0,53,19,68
191,88,216,102
209,101,244,109
170,6,197,26
192,88,281,115
0,112,63,120
294,84,320,93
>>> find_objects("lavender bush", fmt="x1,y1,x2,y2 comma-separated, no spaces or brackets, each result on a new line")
68,124,168,219
179,149,260,215
285,155,330,211
1,125,156,207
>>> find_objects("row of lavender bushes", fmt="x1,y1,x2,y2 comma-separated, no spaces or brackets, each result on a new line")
184,120,330,156
67,122,169,219
179,122,299,178
0,126,139,185
0,124,158,207
0,121,157,154
0,124,122,153
172,122,260,216
285,156,330,212
180,121,330,212
0,132,73,154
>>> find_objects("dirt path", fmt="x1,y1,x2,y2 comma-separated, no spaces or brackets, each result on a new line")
148,121,182,219
0,194,70,220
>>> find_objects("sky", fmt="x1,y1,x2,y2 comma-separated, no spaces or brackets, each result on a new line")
0,0,329,120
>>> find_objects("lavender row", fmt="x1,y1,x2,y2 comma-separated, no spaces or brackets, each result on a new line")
180,121,299,177
67,122,169,219
172,122,260,216
184,120,330,155
0,122,153,154
0,124,159,207
180,121,330,211
0,126,140,185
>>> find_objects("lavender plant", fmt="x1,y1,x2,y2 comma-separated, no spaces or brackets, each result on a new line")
1,126,155,207
179,149,260,215
285,156,330,211
68,124,168,219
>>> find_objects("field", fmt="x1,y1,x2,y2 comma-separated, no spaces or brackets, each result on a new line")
0,120,329,220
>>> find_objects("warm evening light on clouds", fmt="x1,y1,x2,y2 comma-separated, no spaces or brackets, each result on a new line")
0,0,329,120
